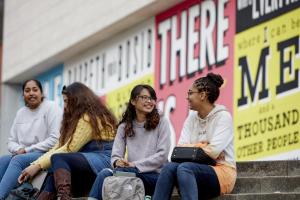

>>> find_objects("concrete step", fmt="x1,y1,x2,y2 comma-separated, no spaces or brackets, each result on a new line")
237,160,300,177
213,192,300,200
172,161,300,199
232,176,300,194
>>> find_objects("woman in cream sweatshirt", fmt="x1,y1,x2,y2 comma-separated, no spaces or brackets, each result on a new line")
153,73,236,200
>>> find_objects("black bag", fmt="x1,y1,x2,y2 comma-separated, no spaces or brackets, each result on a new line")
5,182,39,200
171,147,216,166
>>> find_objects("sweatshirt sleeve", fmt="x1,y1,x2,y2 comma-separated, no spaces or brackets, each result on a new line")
32,116,93,169
202,112,233,159
111,124,126,167
7,115,22,153
133,117,171,172
25,103,62,153
178,113,194,145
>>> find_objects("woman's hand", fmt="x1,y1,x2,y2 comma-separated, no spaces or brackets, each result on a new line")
115,159,135,168
178,141,208,148
18,164,41,183
15,148,26,155
125,161,135,167
115,159,129,167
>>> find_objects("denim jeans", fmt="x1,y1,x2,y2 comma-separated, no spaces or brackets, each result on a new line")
0,152,43,199
89,167,159,200
152,162,220,200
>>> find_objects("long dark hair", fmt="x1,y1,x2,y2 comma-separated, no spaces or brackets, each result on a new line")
193,72,224,104
60,82,117,148
119,84,160,137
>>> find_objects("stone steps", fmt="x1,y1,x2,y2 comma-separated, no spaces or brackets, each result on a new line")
232,175,300,193
214,192,300,200
236,160,300,177
214,160,300,200
172,160,300,199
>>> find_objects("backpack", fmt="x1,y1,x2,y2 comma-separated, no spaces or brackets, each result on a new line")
102,172,145,200
5,182,39,200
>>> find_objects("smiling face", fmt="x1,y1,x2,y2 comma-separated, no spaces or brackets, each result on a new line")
186,85,206,111
23,80,43,109
131,88,156,115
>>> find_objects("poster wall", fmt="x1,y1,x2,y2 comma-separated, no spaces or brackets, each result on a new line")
64,19,155,119
155,0,235,149
61,0,300,161
234,0,300,160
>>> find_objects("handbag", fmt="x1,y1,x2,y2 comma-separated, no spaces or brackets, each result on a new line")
171,147,216,166
102,170,145,200
31,171,47,190
5,171,47,200
5,181,39,200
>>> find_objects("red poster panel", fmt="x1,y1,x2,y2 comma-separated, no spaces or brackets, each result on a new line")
155,0,236,143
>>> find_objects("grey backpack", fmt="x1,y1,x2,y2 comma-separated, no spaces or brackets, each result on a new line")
102,172,145,200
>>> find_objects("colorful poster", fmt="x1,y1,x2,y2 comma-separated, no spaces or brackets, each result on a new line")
155,0,235,148
234,2,300,160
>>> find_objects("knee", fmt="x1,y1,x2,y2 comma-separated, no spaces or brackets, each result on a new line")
50,153,64,164
10,155,24,166
160,162,178,176
0,155,11,164
177,163,194,176
96,168,113,181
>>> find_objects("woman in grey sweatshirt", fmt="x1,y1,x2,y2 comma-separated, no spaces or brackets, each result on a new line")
89,84,171,200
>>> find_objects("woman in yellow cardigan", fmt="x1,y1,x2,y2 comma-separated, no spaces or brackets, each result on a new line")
18,82,117,200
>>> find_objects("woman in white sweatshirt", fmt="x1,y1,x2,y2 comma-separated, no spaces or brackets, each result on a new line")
153,73,236,200
0,79,62,200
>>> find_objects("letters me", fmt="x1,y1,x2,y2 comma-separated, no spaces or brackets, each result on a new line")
237,36,300,107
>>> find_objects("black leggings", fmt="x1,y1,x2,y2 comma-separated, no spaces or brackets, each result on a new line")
43,153,95,197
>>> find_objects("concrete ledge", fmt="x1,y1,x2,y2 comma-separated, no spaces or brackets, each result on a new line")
214,192,300,200
232,176,300,193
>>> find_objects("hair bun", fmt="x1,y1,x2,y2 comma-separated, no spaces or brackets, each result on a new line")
207,73,224,88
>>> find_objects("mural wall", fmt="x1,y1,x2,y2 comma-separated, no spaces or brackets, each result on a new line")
234,0,300,160
36,64,64,107
60,0,299,161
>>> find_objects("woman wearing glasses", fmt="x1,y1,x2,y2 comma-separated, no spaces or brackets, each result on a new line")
88,84,171,200
153,73,236,200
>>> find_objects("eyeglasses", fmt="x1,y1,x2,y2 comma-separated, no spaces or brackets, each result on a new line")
137,95,155,102
187,90,200,96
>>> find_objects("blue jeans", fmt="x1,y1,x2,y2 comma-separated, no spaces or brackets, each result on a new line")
89,167,159,200
0,152,43,199
152,162,220,200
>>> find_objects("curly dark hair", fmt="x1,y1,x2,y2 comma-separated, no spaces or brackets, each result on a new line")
60,82,117,149
193,72,224,104
119,84,160,137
